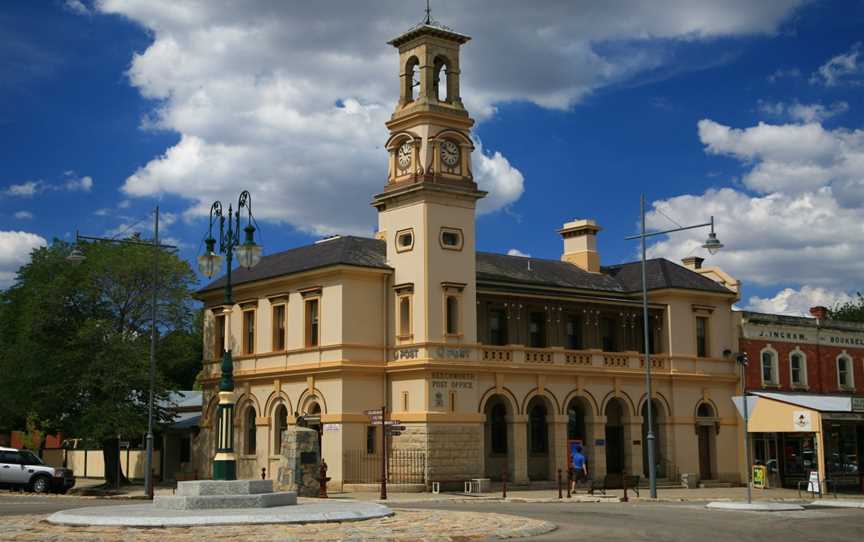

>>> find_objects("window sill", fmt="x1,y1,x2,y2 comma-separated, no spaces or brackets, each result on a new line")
791,385,809,391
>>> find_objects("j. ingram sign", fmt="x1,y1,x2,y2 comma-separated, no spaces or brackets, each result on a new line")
742,324,864,348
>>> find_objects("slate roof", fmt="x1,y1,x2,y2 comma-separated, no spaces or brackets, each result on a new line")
198,236,390,294
197,236,734,297
740,311,864,332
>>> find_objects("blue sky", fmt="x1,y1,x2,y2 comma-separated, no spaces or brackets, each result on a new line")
1,0,863,315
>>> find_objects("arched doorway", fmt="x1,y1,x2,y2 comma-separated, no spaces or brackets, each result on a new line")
696,403,717,480
483,395,513,479
641,399,666,478
526,396,553,480
604,399,627,475
566,396,593,473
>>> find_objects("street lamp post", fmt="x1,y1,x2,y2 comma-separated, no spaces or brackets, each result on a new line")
67,206,176,498
197,191,263,481
626,194,723,499
737,353,752,504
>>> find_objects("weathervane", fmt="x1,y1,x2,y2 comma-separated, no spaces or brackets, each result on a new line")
413,0,453,31
425,0,431,24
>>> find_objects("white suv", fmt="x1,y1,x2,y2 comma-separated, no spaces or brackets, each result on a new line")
0,447,75,494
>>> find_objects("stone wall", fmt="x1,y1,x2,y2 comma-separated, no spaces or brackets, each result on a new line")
276,426,320,497
425,423,483,483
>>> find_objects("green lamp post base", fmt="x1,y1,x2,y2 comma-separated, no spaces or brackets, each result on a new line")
213,458,237,481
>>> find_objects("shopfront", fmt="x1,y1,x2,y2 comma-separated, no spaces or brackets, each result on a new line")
736,392,864,492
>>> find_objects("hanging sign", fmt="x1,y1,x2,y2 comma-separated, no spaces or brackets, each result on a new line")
793,411,812,431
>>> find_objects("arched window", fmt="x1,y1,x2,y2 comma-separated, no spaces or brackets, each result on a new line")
528,402,548,454
837,355,855,389
490,403,508,454
760,349,778,386
404,56,420,103
696,403,714,418
245,406,257,455
274,404,288,455
433,55,449,102
567,401,586,441
790,351,807,387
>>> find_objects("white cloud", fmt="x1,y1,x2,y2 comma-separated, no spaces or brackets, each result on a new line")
64,174,93,192
0,231,47,289
697,119,864,205
96,0,804,234
3,173,94,196
812,42,862,86
507,248,531,257
13,211,33,220
4,181,41,197
64,0,90,16
767,67,800,83
745,286,855,316
757,100,849,123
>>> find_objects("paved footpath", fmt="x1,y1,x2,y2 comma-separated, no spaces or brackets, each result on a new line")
0,508,554,541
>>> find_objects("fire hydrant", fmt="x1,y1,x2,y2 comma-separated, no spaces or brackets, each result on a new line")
318,460,331,498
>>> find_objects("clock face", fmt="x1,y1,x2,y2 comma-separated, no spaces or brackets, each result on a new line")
397,142,412,171
440,140,460,167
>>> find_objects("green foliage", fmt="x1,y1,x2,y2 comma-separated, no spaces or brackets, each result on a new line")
831,292,864,323
0,238,201,446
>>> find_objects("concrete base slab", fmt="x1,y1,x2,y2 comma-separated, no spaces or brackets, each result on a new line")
47,501,393,527
176,480,273,496
705,501,804,512
806,500,864,509
154,491,297,510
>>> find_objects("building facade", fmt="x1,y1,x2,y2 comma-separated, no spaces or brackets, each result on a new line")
737,308,864,490
193,21,745,490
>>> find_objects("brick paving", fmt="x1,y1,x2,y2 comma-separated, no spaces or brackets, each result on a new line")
0,509,555,541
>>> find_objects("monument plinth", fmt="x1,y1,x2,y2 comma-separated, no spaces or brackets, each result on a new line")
154,480,297,510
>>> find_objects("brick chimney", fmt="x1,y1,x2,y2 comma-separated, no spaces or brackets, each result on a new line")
809,306,828,321
559,219,601,273
682,256,705,270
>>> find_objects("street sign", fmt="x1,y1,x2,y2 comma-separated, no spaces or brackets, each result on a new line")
388,430,403,436
384,420,401,425
387,425,406,431
364,409,383,415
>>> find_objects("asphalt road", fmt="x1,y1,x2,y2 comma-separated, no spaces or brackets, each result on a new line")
395,501,864,542
2,492,863,542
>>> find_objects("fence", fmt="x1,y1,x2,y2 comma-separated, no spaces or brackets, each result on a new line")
342,449,426,484
41,448,160,480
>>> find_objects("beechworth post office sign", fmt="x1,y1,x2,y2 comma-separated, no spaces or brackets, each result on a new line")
742,324,864,347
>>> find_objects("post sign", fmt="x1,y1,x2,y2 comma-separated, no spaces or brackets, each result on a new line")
752,465,767,489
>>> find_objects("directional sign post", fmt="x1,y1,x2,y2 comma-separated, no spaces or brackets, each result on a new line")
379,405,387,500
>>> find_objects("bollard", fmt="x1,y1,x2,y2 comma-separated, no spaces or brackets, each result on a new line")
318,460,330,498
567,468,572,499
623,481,629,503
557,469,563,499
261,467,266,480
502,466,507,499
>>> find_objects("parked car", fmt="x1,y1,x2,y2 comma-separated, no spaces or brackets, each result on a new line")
0,446,75,494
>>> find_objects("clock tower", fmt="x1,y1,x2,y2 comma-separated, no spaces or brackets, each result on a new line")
373,20,485,346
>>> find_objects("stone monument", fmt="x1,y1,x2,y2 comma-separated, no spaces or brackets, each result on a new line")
277,425,321,497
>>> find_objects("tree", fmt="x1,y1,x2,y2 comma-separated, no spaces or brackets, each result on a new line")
0,238,201,486
831,293,864,323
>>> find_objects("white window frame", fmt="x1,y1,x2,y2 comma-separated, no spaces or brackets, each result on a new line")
789,349,807,388
760,346,779,387
837,353,855,390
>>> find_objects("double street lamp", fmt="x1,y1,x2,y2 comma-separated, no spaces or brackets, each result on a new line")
197,190,263,480
67,206,175,498
626,194,723,499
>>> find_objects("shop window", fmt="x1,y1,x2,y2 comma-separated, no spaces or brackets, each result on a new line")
696,317,709,358
439,228,463,250
245,406,257,455
490,403,507,454
761,349,778,386
366,426,376,454
274,404,288,455
565,315,582,350
214,313,225,359
529,312,546,347
489,308,508,346
837,355,854,389
242,310,256,355
445,295,459,335
305,298,320,347
790,352,807,387
272,304,286,351
398,295,412,338
600,317,617,352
